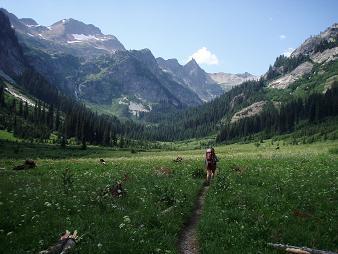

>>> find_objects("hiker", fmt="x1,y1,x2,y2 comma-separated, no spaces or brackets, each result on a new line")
205,147,218,183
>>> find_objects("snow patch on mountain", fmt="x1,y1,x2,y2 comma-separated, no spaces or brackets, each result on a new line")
129,101,151,116
5,86,35,107
72,34,97,41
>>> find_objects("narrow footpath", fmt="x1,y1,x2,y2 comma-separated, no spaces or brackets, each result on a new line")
178,184,209,254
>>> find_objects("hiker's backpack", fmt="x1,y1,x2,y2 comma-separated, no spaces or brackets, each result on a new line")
206,150,214,165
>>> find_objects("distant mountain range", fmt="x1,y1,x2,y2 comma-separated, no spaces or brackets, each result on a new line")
138,22,338,140
1,8,125,56
0,8,257,117
208,72,259,91
0,8,337,142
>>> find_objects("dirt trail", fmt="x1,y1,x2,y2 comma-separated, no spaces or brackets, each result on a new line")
178,184,209,254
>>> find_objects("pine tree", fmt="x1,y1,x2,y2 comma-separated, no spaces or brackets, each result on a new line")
11,99,16,114
47,104,54,130
0,84,5,106
55,108,60,131
18,100,23,116
23,102,28,120
119,136,125,148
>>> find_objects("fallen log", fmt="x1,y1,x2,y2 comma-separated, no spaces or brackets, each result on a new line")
13,159,37,170
40,230,78,254
267,243,338,254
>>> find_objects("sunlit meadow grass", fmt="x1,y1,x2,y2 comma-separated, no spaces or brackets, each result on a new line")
199,141,338,253
0,148,204,253
0,140,337,253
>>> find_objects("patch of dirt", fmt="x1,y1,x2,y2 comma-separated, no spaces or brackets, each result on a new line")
178,185,209,254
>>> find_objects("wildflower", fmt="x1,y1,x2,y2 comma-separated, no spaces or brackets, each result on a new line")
44,202,52,207
123,216,131,223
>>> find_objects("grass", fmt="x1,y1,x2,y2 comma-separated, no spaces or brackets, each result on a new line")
199,141,338,253
0,140,337,253
0,149,203,253
0,130,21,142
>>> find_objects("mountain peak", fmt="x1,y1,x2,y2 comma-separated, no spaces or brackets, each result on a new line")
186,58,198,66
184,58,203,74
51,18,102,35
291,22,338,57
20,18,38,26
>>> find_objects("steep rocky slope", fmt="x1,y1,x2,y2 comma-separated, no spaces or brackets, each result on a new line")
157,57,224,102
0,10,26,78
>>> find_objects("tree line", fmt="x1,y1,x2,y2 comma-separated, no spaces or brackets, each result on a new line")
1,69,128,146
216,82,338,142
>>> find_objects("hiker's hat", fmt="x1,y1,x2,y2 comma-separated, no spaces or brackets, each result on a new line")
206,148,212,153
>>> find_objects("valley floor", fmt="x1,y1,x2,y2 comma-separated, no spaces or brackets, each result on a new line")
0,140,337,253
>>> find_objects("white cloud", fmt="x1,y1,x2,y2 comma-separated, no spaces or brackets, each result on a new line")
279,34,286,40
283,47,294,57
188,47,219,65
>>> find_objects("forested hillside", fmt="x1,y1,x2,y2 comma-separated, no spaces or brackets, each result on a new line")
1,7,337,145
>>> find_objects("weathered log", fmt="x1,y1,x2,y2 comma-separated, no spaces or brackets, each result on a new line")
267,243,338,254
39,230,78,254
24,159,36,168
13,159,36,170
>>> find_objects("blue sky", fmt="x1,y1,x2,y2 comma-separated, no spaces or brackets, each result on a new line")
1,0,337,75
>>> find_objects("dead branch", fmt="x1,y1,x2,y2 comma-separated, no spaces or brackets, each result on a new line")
267,243,338,254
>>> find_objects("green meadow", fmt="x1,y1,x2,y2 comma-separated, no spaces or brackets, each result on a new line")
0,140,337,253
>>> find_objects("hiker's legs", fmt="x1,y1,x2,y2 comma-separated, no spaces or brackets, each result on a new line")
206,169,211,182
211,167,216,178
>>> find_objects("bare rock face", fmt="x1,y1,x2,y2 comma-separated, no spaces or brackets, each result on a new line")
311,46,338,64
231,101,267,123
0,10,26,77
209,72,259,91
157,57,224,102
268,61,313,89
291,23,338,57
229,93,246,110
2,8,125,57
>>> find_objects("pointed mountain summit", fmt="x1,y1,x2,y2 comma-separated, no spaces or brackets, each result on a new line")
157,57,224,102
184,58,200,70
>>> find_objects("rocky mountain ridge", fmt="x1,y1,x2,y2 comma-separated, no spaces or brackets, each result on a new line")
209,72,259,91
267,23,338,89
157,57,224,102
0,8,125,57
0,10,26,78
